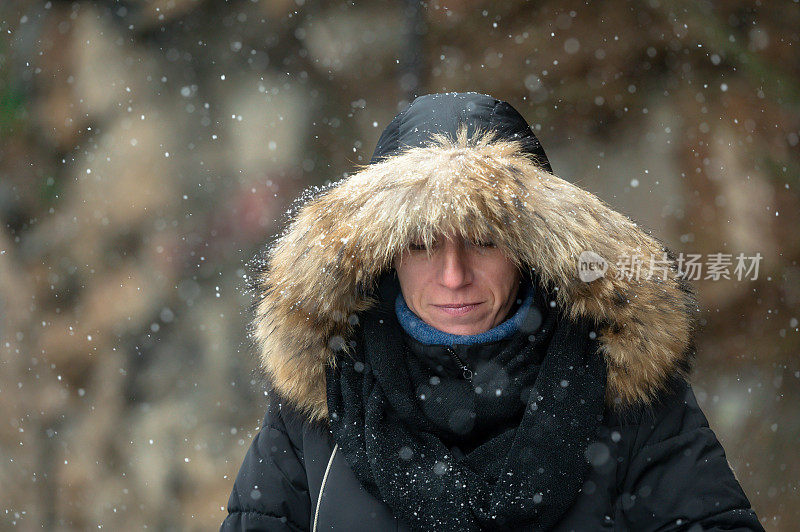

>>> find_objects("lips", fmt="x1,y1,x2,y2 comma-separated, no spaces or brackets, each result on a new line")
433,302,482,316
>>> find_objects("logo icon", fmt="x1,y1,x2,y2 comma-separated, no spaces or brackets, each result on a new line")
578,251,608,282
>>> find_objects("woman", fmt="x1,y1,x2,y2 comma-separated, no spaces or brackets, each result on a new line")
221,92,763,531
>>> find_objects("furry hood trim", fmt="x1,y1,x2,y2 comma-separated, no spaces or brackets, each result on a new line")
250,129,697,424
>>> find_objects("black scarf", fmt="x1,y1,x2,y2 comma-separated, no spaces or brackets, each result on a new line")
326,273,607,531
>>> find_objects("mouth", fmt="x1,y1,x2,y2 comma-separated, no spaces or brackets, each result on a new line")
433,302,482,316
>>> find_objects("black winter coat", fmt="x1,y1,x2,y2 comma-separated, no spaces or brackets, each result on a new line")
221,93,763,531
221,372,761,531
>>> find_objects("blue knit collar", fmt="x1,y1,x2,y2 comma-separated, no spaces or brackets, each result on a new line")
395,281,535,346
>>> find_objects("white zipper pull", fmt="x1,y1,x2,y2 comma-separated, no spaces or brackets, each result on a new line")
445,347,473,381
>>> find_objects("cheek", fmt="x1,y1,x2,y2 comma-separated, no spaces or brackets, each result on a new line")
481,256,518,296
395,260,427,301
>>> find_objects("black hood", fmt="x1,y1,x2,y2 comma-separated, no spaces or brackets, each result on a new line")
369,92,552,173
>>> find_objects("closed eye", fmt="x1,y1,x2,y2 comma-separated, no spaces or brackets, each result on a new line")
409,239,439,251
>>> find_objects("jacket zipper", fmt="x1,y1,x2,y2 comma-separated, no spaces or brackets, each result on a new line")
313,442,338,532
445,347,473,381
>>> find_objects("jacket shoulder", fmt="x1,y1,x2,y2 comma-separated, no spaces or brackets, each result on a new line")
267,390,310,449
221,390,313,531
608,378,763,530
623,377,709,450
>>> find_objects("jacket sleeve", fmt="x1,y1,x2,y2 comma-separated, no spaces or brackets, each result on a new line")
221,391,312,532
615,379,764,531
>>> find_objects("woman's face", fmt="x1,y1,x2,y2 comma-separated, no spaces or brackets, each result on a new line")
393,231,521,335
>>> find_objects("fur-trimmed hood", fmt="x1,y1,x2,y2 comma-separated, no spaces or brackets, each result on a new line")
250,95,697,425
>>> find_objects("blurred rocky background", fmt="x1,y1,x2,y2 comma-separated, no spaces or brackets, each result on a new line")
0,0,797,529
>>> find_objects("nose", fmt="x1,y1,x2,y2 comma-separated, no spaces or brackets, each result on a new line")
438,241,472,289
